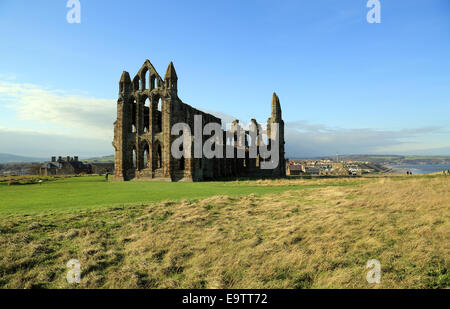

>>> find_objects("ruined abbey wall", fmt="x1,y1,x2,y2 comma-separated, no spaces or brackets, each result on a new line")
112,60,285,182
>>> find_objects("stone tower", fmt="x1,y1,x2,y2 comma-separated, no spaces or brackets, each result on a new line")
267,92,286,177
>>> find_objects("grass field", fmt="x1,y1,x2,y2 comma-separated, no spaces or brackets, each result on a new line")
0,176,361,213
0,175,448,288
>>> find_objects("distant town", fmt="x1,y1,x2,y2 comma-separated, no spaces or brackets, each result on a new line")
286,158,387,176
1,153,449,177
0,155,114,176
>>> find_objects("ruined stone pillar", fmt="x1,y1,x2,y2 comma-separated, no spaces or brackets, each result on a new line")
162,97,172,178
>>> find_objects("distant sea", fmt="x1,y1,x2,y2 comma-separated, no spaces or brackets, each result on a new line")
390,164,450,174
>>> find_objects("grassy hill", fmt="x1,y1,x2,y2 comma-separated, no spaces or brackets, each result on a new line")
84,155,114,163
0,153,46,164
0,175,448,288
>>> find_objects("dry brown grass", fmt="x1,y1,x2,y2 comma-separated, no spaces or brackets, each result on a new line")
244,176,373,187
0,176,448,288
0,175,72,186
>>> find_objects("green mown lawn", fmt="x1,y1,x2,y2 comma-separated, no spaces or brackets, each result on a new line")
0,176,359,214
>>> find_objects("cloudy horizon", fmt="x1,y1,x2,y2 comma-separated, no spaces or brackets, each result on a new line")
1,78,449,159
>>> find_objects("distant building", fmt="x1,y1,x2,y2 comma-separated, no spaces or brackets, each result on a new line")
305,166,320,175
332,162,344,169
287,164,305,175
39,156,91,176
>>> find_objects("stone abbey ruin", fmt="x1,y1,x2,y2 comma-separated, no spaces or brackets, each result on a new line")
112,59,285,182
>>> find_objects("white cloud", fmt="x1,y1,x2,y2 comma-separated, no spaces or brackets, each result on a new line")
0,79,448,157
0,80,116,140
190,112,450,156
285,121,449,157
0,126,112,158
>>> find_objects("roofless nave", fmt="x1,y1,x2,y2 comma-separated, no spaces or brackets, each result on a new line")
112,60,285,182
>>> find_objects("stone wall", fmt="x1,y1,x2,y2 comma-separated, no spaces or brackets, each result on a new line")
112,59,286,182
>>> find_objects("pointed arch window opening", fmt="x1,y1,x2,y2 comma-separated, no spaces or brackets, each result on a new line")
144,144,150,169
144,98,150,133
132,147,137,170
180,145,185,170
151,76,157,90
131,99,137,133
143,69,150,91
156,144,162,169
154,98,162,134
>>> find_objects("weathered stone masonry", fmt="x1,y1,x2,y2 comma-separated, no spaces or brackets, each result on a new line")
112,59,285,182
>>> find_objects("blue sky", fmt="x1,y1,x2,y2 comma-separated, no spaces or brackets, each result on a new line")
0,0,449,157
